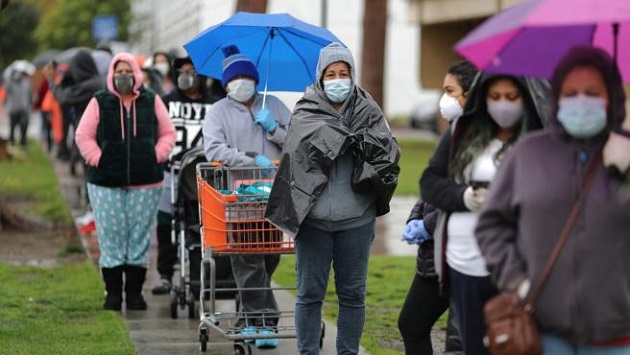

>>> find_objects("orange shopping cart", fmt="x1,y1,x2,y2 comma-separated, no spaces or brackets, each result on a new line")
195,163,304,354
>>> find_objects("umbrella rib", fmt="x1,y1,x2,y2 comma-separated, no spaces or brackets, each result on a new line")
254,28,274,67
275,30,316,84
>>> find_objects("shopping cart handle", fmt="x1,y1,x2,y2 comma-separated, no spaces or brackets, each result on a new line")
209,160,279,166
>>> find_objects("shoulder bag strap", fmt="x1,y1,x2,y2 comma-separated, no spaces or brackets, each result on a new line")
527,149,603,311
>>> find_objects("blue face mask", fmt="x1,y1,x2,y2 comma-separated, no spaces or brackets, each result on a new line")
557,95,607,139
323,79,352,103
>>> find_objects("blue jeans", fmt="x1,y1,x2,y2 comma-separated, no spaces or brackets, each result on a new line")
542,333,630,354
294,221,375,355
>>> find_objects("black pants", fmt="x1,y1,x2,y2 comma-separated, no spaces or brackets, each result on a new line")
449,266,498,355
40,111,53,152
156,211,178,279
9,110,29,146
398,274,462,354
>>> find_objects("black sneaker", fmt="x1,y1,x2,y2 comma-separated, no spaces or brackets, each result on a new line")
151,278,171,295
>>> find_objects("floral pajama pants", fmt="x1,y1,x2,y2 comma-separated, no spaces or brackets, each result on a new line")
87,183,162,268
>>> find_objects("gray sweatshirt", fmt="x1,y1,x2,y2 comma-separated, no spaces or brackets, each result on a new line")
5,75,33,114
202,93,291,165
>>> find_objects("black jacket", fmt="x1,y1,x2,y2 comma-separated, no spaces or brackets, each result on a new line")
407,198,439,278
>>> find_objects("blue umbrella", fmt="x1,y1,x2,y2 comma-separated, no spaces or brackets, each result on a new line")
184,12,345,95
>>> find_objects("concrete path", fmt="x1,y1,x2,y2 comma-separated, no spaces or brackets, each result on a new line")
40,123,368,354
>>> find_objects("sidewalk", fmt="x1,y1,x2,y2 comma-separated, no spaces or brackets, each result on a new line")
53,155,368,354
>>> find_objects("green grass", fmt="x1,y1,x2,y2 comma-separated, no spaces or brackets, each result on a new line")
395,138,437,196
274,255,448,354
0,142,72,224
0,261,136,354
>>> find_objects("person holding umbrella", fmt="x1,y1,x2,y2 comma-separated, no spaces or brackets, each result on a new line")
265,42,400,355
202,45,291,349
476,47,630,354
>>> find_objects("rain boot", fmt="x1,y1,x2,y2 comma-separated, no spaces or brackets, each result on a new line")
124,265,148,310
101,266,124,311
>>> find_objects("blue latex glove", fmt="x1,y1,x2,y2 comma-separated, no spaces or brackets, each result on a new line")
255,108,277,133
401,219,430,245
255,155,274,168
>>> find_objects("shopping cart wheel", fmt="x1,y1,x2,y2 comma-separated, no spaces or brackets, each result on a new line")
187,292,196,319
320,321,326,348
199,328,208,352
233,342,252,355
170,290,178,319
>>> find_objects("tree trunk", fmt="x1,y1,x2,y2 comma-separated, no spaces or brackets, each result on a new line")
235,0,267,13
361,0,387,110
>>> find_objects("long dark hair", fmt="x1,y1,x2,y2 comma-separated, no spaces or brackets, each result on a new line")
446,60,478,97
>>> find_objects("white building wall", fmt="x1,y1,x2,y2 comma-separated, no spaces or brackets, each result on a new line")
129,0,426,118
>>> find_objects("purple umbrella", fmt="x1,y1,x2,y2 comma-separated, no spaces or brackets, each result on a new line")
455,0,630,82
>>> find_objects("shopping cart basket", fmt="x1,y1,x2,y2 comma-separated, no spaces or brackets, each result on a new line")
196,163,305,354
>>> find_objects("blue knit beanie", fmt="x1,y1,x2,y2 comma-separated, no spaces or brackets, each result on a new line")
221,45,259,87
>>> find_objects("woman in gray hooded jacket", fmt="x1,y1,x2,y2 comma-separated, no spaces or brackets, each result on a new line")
266,43,400,355
476,47,630,353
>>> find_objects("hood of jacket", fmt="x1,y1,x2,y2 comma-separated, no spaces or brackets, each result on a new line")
548,46,626,140
449,72,547,157
69,50,100,83
315,42,356,92
107,52,144,100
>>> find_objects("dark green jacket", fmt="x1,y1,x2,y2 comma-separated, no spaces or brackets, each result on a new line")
86,88,164,187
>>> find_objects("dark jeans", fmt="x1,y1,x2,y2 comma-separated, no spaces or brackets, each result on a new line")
295,221,375,355
398,274,463,354
449,266,498,355
9,110,29,146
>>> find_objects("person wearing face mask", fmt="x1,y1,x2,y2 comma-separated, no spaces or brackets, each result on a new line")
420,71,545,354
398,60,477,355
476,47,630,354
151,56,226,297
75,53,176,312
265,42,400,355
202,45,291,349
152,51,174,96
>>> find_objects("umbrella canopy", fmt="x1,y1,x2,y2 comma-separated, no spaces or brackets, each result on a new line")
32,49,62,68
455,0,630,82
54,47,92,65
3,59,36,80
184,11,344,92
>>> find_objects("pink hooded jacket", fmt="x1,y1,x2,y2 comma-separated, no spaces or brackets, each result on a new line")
75,52,176,187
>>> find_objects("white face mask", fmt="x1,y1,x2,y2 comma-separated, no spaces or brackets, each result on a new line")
153,62,170,77
487,100,523,128
439,93,463,122
227,79,256,103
